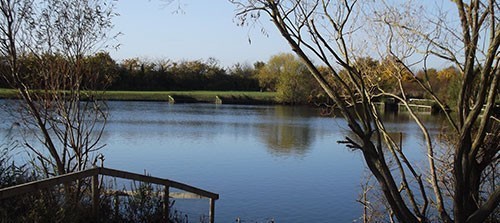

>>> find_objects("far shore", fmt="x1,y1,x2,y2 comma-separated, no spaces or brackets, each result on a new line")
0,89,278,105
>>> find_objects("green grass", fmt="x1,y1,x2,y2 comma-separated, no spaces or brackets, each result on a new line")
0,88,17,98
0,88,277,103
103,91,277,103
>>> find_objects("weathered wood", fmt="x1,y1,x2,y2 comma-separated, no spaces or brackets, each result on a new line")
105,190,204,199
169,192,203,199
114,192,120,218
0,167,219,221
0,168,99,200
92,174,99,218
0,167,218,200
163,186,169,222
98,167,219,200
399,103,433,113
209,198,216,223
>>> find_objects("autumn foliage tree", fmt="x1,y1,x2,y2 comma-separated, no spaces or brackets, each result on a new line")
232,0,499,222
258,53,315,104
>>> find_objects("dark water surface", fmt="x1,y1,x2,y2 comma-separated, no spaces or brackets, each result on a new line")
1,100,446,222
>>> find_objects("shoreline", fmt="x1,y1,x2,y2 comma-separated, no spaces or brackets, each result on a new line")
0,89,279,105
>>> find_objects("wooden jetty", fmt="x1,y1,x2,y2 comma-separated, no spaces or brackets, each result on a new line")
0,167,219,223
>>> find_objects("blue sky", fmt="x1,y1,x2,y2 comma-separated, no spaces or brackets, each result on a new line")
110,0,458,68
110,0,291,67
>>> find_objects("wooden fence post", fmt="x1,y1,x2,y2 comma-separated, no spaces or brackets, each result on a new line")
209,198,216,223
0,167,218,222
163,185,170,222
114,192,120,219
92,174,99,219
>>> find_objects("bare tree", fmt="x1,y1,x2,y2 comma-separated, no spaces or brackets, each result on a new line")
231,0,499,222
0,0,116,183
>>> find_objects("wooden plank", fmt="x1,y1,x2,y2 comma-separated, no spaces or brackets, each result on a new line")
105,190,203,199
169,192,203,199
408,104,432,109
98,167,219,200
0,168,99,200
398,103,432,113
0,167,218,223
104,189,204,199
0,167,218,200
168,180,219,200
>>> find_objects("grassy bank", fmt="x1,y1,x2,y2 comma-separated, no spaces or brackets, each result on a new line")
0,88,16,99
103,91,277,104
0,88,277,104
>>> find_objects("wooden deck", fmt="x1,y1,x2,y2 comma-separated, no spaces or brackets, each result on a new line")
0,167,219,223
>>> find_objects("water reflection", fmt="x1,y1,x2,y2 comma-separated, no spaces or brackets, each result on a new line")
259,124,313,156
256,106,314,157
103,102,320,158
2,100,448,160
0,100,450,222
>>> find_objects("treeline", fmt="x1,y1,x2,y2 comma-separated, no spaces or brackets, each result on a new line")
109,56,260,91
0,52,261,92
346,57,462,107
254,53,463,106
0,52,463,106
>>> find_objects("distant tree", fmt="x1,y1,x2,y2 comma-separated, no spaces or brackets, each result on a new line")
85,52,119,89
227,62,260,90
438,67,462,107
122,58,142,71
168,59,221,89
259,53,314,104
229,62,254,77
110,57,261,91
253,61,265,69
256,59,278,91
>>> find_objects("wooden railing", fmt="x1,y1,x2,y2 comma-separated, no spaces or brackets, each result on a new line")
399,103,433,113
0,167,219,223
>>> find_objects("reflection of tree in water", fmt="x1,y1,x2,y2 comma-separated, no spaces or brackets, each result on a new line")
258,106,315,157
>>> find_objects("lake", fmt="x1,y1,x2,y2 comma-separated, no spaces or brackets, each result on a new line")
1,100,446,222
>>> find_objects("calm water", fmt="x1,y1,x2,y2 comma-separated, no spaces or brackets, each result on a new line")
1,100,446,222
